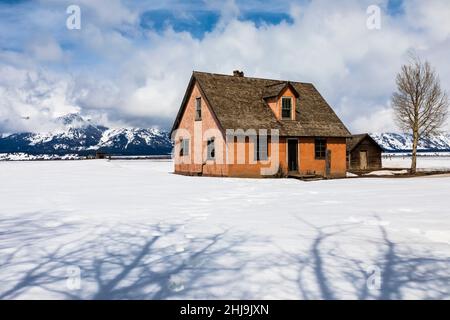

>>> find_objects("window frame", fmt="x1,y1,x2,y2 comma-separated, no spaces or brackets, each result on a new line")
206,138,215,160
281,97,292,120
195,97,202,121
179,138,189,157
314,138,327,160
254,135,268,161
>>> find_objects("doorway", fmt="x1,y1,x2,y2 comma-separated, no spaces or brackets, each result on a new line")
360,151,368,170
287,139,298,172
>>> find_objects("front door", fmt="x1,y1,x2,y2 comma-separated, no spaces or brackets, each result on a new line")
360,151,368,170
288,139,298,172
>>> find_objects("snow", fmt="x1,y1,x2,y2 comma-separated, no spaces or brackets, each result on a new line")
383,156,450,171
371,132,450,151
0,160,449,300
383,152,450,157
365,170,408,176
98,127,165,149
53,144,69,150
27,132,57,145
0,153,81,161
0,113,170,155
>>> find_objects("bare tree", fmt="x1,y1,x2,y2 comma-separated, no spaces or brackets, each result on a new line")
392,55,449,174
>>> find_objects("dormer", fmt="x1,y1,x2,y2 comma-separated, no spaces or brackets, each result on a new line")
263,82,299,121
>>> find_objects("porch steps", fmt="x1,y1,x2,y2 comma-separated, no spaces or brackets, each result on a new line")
287,173,324,181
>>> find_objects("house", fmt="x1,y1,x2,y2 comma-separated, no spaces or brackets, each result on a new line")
171,71,351,178
347,134,382,171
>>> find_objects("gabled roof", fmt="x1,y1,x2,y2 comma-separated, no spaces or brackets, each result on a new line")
262,82,299,99
172,71,351,137
347,134,383,152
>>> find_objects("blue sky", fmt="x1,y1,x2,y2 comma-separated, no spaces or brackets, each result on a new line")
0,0,449,133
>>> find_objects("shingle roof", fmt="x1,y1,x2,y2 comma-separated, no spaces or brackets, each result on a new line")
262,82,299,99
347,134,383,152
172,71,351,137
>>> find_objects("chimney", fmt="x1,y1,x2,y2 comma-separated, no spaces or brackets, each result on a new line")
233,70,244,77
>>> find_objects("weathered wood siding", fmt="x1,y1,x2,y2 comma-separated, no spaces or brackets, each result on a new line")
348,137,382,170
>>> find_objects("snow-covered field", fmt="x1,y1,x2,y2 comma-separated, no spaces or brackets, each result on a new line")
0,153,82,161
383,156,450,171
0,160,449,300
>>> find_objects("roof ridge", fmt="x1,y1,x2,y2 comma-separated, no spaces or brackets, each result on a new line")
192,70,313,85
264,82,287,87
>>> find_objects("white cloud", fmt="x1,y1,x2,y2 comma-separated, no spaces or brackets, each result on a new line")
0,63,79,133
28,38,64,62
404,0,450,42
349,106,396,134
39,0,138,27
1,0,450,134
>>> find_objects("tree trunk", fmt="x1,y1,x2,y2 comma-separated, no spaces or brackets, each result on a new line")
411,127,418,174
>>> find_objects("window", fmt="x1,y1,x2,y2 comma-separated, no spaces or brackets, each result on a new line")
179,138,189,156
281,97,292,119
315,138,327,159
207,138,215,160
195,97,202,121
254,135,268,161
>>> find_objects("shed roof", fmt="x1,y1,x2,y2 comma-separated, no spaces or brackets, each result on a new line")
347,134,383,152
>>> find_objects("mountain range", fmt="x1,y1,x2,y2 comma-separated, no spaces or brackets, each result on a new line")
370,132,450,152
0,114,173,157
1,114,449,159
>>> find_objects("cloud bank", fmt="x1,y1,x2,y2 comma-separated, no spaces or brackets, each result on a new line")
0,0,449,133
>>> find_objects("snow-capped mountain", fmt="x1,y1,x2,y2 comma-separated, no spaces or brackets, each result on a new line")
370,132,450,152
95,127,173,155
0,114,173,156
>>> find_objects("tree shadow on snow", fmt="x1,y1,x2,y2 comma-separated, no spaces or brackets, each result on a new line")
1,212,449,300
281,215,450,300
0,212,257,299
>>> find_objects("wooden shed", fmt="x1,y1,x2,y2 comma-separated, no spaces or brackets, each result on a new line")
95,150,108,159
347,134,382,171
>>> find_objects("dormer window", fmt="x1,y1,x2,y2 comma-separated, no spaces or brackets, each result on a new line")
281,97,292,119
195,97,202,121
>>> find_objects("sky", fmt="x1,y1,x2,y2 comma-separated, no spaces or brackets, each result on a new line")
0,0,449,134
